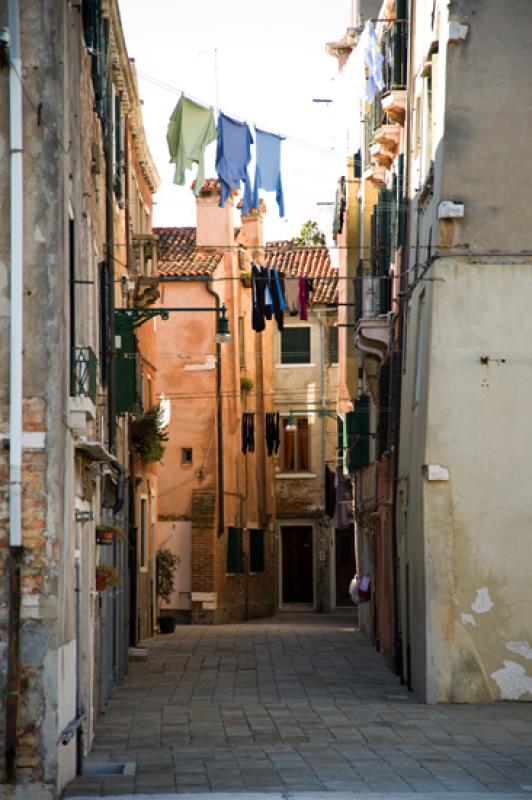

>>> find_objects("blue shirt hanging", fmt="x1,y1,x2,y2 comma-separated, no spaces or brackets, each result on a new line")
251,129,285,217
215,113,253,212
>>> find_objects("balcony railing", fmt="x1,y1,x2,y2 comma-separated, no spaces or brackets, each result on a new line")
381,21,408,91
71,346,97,403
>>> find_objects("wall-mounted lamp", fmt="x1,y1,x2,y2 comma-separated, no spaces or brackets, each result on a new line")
215,307,232,344
285,413,297,432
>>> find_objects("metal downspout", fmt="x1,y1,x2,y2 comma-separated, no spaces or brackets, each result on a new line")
391,0,414,681
205,281,224,536
104,21,116,454
6,0,23,781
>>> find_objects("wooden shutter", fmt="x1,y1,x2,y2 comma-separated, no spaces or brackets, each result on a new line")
115,327,136,414
346,395,370,473
249,529,265,573
281,327,310,364
227,527,244,573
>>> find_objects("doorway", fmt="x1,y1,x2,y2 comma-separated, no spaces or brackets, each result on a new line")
281,525,314,605
335,526,355,606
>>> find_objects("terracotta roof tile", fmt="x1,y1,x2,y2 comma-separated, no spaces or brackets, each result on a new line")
265,241,338,305
155,227,223,277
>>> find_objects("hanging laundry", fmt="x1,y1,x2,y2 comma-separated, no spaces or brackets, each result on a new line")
216,113,253,211
251,129,285,218
332,176,346,240
251,262,268,332
298,276,308,321
285,276,300,316
364,22,384,102
267,268,286,332
265,413,280,457
167,96,217,195
242,412,255,454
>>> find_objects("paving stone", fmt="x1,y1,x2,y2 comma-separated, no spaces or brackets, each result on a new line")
62,613,532,797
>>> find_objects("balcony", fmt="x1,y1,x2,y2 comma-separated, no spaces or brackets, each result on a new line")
131,233,160,306
354,267,391,403
71,346,97,403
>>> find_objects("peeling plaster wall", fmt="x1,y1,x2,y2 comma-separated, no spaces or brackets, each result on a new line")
423,261,532,703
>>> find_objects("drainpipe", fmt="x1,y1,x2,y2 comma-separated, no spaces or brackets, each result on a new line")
6,0,23,782
205,280,224,536
104,23,116,454
316,309,327,613
391,0,413,680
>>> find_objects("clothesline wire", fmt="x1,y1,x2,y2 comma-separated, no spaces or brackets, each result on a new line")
86,46,347,161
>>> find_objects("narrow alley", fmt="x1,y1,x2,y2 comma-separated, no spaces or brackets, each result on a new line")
65,614,532,798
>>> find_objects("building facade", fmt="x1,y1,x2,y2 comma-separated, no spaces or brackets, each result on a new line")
265,243,351,613
331,0,532,702
154,184,277,625
0,0,158,795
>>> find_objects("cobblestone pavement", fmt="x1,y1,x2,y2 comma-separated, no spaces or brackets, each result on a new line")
64,613,532,797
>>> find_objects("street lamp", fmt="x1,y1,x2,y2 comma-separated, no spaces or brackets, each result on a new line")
214,307,232,344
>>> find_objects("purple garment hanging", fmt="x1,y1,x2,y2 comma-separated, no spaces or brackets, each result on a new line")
298,276,308,321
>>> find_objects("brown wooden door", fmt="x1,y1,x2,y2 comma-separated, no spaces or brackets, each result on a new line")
282,526,313,603
335,527,355,606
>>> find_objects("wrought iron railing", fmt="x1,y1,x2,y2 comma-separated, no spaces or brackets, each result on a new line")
381,21,408,91
71,346,97,403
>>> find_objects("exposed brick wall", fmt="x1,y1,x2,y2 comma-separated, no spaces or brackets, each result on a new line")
0,398,49,784
276,477,323,519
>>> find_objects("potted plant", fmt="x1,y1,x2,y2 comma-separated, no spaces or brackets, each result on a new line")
131,403,169,463
95,563,120,592
239,271,252,289
156,548,180,634
240,376,254,395
96,523,123,546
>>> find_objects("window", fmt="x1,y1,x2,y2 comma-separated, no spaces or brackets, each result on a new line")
181,448,193,466
280,327,311,364
413,292,426,406
281,417,310,472
140,498,147,569
69,217,76,396
249,529,265,573
328,325,339,364
227,527,244,573
238,316,245,369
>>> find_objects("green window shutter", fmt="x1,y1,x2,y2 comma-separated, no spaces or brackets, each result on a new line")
227,527,244,573
346,395,370,473
249,529,264,573
281,327,311,364
115,327,136,414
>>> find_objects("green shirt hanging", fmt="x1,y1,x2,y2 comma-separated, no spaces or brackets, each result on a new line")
167,96,217,195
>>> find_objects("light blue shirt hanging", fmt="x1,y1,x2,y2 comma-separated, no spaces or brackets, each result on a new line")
251,129,285,217
364,23,384,102
215,113,253,211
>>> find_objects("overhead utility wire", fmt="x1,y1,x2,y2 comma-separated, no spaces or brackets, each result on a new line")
86,46,346,161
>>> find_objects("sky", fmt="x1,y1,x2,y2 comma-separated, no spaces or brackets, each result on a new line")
118,0,350,245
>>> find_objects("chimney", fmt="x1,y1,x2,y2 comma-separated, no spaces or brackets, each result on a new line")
195,179,235,249
239,199,266,250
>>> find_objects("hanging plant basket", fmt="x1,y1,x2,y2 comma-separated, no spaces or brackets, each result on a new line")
131,404,169,463
96,523,123,546
240,376,254,396
240,272,252,289
95,563,120,592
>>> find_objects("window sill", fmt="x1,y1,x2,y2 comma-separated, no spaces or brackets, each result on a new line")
275,472,317,480
275,363,315,369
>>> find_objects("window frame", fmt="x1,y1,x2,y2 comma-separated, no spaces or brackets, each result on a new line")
279,416,311,474
139,496,148,571
279,325,312,366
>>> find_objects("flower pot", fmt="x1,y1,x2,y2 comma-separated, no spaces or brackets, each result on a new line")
158,615,177,634
97,530,114,545
96,575,107,592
